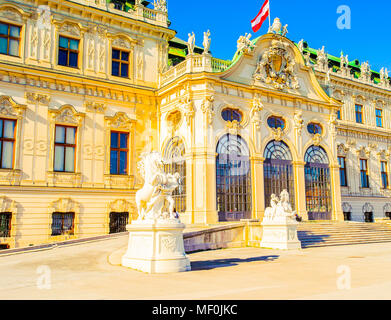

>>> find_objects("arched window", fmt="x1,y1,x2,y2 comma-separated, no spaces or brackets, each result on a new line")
263,141,295,209
267,116,285,130
164,137,186,213
304,146,332,220
216,134,252,221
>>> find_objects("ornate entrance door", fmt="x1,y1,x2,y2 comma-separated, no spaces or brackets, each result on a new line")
263,140,295,209
216,134,252,221
305,146,332,220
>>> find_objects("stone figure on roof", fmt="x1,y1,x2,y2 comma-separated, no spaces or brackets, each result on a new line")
187,32,195,55
203,30,211,54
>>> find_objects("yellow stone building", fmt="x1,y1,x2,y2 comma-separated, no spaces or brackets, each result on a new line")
0,0,390,249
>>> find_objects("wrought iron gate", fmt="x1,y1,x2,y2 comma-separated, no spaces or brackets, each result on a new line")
263,141,295,209
216,135,252,221
305,146,332,220
164,137,186,213
109,212,129,234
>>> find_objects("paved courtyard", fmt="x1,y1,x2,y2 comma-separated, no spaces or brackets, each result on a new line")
1,235,391,300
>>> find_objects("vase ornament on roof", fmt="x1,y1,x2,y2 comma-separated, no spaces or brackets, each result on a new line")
253,39,300,90
268,18,288,37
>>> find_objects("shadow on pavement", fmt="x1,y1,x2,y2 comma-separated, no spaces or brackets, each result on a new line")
191,255,279,271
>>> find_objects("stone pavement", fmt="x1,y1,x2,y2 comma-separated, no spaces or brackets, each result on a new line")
0,235,391,300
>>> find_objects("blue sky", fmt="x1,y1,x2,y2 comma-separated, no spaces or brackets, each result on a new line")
168,0,391,72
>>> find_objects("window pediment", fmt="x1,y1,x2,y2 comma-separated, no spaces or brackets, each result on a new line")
0,5,24,23
0,96,26,118
57,21,82,38
105,112,135,131
111,35,136,50
49,105,85,125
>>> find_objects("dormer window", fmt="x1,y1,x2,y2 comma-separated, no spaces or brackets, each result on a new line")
307,123,323,135
267,116,285,130
222,108,242,123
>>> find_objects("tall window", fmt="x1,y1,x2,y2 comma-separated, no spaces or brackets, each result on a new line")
54,125,76,173
360,159,370,188
0,213,11,238
0,22,21,57
112,48,129,78
338,156,348,187
381,161,389,189
0,119,16,169
376,109,383,128
337,109,341,120
355,105,363,124
110,131,129,175
51,212,75,236
58,36,79,68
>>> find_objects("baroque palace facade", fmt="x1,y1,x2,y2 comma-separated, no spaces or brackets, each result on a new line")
0,0,390,249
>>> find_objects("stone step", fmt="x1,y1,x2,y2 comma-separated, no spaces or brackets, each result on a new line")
296,222,391,248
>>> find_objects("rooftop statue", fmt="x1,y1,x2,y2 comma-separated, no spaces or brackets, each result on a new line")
297,39,304,53
153,0,167,12
268,18,288,37
203,30,211,54
187,32,195,55
135,152,181,222
237,33,254,54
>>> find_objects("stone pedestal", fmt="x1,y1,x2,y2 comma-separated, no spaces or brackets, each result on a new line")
122,220,191,274
260,217,301,250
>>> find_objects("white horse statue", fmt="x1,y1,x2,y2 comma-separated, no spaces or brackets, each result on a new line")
136,152,181,221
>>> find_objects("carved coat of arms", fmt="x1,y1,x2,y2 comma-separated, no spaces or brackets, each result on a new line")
253,39,300,90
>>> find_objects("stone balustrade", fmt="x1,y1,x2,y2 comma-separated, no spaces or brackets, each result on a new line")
161,54,231,86
71,0,168,27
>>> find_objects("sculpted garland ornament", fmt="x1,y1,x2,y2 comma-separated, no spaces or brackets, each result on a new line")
253,39,300,90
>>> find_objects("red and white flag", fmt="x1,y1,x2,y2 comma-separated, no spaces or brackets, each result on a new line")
251,0,270,33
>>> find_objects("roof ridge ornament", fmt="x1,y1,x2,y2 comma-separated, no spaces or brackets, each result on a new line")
268,18,288,37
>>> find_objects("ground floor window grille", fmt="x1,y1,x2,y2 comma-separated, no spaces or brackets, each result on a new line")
109,212,129,234
0,213,11,237
364,212,374,223
51,212,75,236
343,212,351,221
386,212,391,220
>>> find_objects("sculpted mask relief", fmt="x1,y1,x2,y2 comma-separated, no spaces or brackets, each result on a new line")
253,39,300,90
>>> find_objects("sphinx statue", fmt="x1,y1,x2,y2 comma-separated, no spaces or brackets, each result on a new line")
264,190,296,223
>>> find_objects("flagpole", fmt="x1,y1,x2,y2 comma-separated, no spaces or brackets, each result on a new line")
268,0,271,29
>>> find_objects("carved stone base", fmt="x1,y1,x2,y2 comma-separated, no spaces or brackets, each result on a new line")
260,218,301,250
122,220,191,274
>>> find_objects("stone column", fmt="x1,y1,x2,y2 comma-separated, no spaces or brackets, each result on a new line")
292,161,308,221
251,156,265,220
330,164,345,221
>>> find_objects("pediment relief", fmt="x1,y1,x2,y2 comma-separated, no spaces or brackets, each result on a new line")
0,6,24,23
0,96,26,118
0,196,16,213
356,146,371,159
108,199,135,214
337,143,349,156
105,112,135,131
57,21,82,38
49,105,85,125
49,198,80,213
112,35,136,50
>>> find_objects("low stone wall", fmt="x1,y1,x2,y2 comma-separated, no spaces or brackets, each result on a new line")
184,220,262,253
